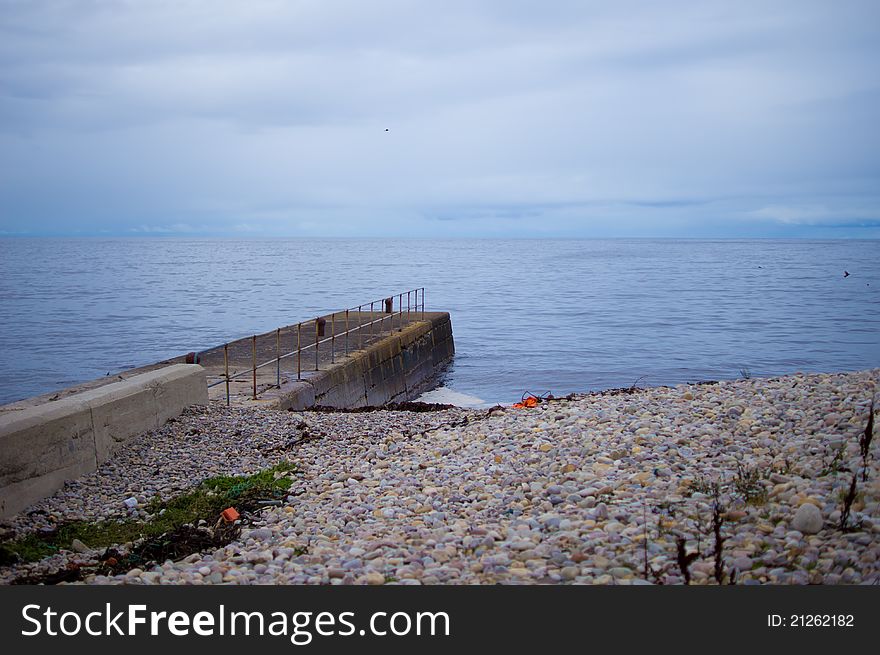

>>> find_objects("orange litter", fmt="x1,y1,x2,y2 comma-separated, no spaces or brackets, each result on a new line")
221,507,240,522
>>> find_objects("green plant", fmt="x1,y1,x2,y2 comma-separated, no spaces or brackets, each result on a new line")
733,463,768,506
686,476,715,496
819,443,848,477
0,462,297,565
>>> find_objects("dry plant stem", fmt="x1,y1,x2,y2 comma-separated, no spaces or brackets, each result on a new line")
711,493,727,585
675,536,699,585
839,473,859,531
861,400,874,482
643,502,650,580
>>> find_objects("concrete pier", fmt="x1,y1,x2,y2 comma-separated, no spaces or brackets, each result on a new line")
0,297,455,517
253,312,454,410
0,303,455,517
196,311,454,409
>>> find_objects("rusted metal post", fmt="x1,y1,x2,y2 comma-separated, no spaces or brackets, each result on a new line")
252,335,257,400
331,312,335,364
275,328,281,388
315,318,320,370
224,343,230,406
345,309,349,356
297,322,301,380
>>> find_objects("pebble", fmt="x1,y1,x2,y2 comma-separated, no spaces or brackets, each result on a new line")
791,504,823,535
2,370,878,587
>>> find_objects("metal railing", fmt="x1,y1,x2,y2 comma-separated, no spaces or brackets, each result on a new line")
205,288,426,404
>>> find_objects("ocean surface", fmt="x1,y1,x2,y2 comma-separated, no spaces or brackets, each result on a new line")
1,238,878,407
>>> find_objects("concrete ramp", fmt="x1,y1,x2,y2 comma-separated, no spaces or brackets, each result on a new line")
0,364,207,519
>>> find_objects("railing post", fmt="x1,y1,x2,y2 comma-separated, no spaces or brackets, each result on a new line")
370,301,374,341
252,335,257,400
224,343,230,406
421,287,425,319
296,323,301,380
275,328,281,388
398,293,403,331
315,318,320,370
358,305,363,350
345,309,349,356
331,312,335,364
407,290,411,314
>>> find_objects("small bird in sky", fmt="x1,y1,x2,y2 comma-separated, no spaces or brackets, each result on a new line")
844,270,850,277
385,128,389,132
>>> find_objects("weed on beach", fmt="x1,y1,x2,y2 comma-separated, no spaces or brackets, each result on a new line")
0,461,297,570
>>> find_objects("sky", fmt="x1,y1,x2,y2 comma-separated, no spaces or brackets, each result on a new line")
1,0,879,238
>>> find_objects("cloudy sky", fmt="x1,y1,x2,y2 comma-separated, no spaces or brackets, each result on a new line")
1,0,879,237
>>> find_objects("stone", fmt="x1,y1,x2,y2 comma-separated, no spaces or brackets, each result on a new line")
364,572,386,585
248,528,273,541
732,556,752,571
791,503,823,534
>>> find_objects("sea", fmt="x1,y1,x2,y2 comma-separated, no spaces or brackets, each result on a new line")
1,238,878,407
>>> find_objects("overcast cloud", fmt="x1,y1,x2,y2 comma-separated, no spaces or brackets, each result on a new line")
1,0,878,237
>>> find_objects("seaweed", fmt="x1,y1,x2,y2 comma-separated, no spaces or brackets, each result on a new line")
0,461,297,571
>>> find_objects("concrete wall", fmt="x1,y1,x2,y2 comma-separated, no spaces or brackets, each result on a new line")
268,312,455,411
0,364,207,519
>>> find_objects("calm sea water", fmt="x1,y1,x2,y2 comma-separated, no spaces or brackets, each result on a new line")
1,238,878,406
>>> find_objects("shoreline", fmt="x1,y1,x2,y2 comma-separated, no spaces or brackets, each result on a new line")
1,368,877,585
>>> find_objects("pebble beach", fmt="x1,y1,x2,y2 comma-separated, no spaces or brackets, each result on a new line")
1,369,878,585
